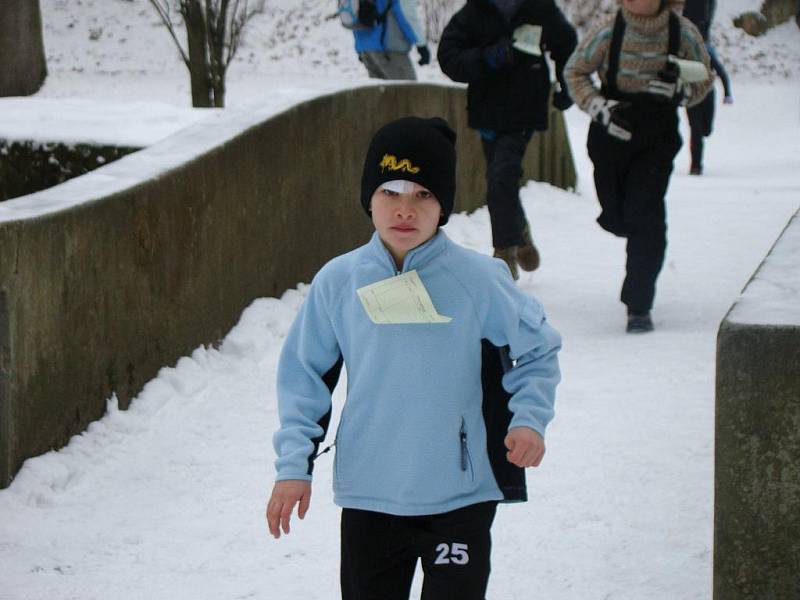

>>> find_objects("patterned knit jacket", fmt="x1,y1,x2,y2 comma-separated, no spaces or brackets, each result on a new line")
564,5,711,111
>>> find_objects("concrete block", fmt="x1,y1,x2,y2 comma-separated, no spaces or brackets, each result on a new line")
715,210,800,599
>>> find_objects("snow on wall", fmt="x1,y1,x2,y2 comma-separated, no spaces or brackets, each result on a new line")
0,98,213,147
0,79,381,224
728,209,800,326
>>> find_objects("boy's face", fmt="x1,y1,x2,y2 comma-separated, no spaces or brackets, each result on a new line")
370,182,442,267
622,0,662,16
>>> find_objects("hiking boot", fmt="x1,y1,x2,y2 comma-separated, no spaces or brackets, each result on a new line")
626,310,654,334
493,246,519,280
517,224,540,272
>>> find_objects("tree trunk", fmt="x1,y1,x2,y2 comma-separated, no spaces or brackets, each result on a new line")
184,0,213,107
0,0,47,97
212,70,226,107
207,0,228,107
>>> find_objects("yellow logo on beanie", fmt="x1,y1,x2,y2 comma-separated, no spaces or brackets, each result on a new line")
379,153,421,174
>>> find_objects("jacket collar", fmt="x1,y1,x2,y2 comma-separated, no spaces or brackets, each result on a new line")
621,5,671,33
491,0,526,23
470,0,523,16
369,229,450,274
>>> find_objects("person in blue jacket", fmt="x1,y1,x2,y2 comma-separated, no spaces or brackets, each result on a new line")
354,0,430,80
266,116,561,599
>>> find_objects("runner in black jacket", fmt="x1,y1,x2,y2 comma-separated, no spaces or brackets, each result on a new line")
682,0,716,39
438,0,577,280
682,0,732,175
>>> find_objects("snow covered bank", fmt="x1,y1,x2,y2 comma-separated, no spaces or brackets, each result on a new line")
0,98,214,147
0,82,354,222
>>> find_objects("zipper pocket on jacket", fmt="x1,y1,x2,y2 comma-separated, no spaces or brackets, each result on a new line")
333,416,345,482
460,417,474,480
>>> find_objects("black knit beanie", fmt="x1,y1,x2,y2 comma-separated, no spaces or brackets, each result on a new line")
360,116,457,226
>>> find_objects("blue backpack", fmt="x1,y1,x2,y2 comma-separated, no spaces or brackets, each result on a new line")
336,0,392,30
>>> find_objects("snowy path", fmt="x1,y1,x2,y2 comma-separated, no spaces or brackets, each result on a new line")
0,83,798,600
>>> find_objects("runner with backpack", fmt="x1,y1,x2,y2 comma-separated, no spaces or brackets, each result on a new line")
337,0,430,80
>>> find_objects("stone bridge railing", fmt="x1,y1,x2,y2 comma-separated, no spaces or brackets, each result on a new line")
715,208,800,599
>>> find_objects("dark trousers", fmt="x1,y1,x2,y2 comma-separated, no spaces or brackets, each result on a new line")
480,130,533,249
687,88,715,169
340,501,498,600
587,121,681,312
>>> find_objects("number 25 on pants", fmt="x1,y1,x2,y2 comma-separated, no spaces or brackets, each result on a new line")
434,542,470,565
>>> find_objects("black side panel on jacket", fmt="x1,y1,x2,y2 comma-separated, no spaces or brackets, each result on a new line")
480,339,527,502
306,354,344,475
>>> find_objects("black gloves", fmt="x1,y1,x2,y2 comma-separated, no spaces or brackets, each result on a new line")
417,45,431,66
552,89,573,111
587,96,632,141
552,77,573,111
482,38,514,70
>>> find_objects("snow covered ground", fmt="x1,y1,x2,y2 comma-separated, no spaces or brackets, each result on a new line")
1,1,799,599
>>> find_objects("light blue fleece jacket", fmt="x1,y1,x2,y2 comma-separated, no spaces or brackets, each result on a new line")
273,230,561,516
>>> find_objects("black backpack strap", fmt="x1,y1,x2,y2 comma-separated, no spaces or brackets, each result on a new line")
605,10,626,98
378,0,393,52
379,0,393,22
667,10,681,57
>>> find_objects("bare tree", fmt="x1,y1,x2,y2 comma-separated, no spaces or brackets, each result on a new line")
148,0,261,107
0,0,47,97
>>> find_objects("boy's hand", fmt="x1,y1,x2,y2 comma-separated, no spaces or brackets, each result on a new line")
504,427,545,468
266,480,311,539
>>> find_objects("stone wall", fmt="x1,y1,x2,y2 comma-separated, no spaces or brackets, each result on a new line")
715,209,800,599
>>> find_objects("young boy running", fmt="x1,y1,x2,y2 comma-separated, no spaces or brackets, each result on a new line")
564,0,711,333
266,116,561,599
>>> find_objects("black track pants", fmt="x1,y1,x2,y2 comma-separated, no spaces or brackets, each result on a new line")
481,131,533,249
340,501,498,600
587,121,681,312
